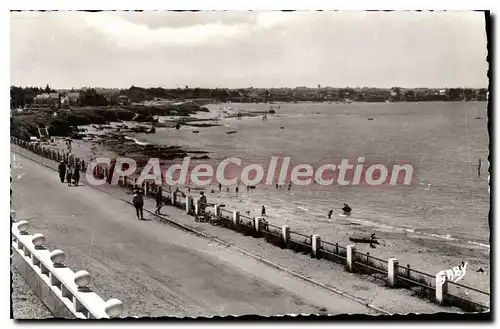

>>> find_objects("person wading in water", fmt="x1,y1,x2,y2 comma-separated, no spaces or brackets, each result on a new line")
133,190,145,220
58,161,66,183
342,203,352,215
154,186,163,215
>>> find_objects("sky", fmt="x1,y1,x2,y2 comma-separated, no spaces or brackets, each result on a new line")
10,11,489,89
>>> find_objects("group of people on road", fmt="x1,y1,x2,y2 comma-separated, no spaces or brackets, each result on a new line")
58,160,80,186
131,185,164,221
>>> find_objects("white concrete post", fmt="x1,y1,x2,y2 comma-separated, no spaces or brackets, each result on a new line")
255,217,262,233
311,235,321,258
282,225,290,243
186,195,193,214
74,270,91,292
388,258,399,287
233,210,240,225
435,271,448,305
214,204,220,217
105,299,124,318
50,250,66,268
32,233,46,250
346,244,356,272
17,220,29,236
194,198,200,215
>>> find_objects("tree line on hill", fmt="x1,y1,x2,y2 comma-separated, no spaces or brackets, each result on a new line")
10,85,489,108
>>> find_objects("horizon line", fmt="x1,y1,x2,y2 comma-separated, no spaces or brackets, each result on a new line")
10,84,489,90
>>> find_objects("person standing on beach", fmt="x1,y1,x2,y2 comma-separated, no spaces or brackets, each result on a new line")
155,186,163,215
288,182,292,191
133,191,145,220
328,210,333,219
58,161,66,183
235,186,239,194
478,158,482,177
219,183,222,192
261,205,266,216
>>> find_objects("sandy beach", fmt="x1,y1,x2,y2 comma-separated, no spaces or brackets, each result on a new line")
37,101,490,307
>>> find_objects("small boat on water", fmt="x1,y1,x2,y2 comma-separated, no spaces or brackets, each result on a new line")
193,130,199,133
226,130,237,135
349,237,380,244
349,233,379,244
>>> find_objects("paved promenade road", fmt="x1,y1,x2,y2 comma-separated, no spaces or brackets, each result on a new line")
11,152,376,318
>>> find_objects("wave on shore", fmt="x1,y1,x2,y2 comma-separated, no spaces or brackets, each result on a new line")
124,136,150,146
339,213,490,249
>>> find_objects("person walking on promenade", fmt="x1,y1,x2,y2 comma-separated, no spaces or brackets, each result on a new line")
261,205,266,216
73,164,80,186
478,158,482,177
66,165,73,186
219,182,222,192
235,186,239,194
107,161,115,185
133,190,145,220
199,191,207,214
288,182,292,191
154,186,163,215
58,161,66,183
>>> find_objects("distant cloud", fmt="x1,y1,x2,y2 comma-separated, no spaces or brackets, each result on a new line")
80,11,305,48
82,12,250,48
254,11,305,28
10,11,488,89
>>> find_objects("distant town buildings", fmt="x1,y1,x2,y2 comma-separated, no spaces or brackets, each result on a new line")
33,93,60,108
117,95,131,105
10,85,489,110
60,92,80,108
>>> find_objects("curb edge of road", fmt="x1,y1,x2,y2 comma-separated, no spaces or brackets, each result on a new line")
12,147,391,316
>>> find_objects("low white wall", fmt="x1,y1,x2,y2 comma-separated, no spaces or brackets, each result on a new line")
11,220,124,319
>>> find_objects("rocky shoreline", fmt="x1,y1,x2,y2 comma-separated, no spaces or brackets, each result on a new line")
10,103,209,140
